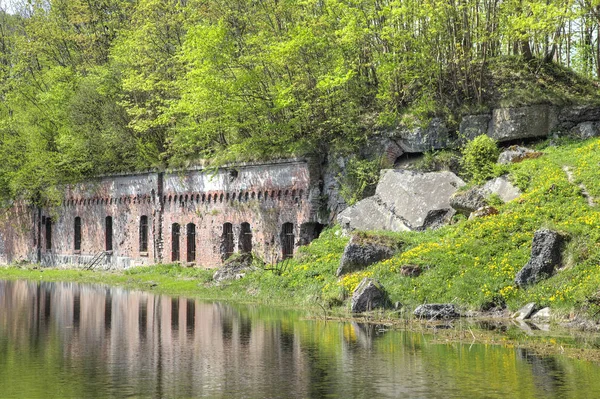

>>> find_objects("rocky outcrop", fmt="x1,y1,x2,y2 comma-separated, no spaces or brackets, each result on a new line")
558,105,600,129
395,118,453,153
481,176,522,202
213,253,255,283
515,229,564,287
351,278,390,313
338,169,465,232
450,188,488,215
337,235,398,276
459,114,491,142
414,303,461,319
498,146,543,164
569,121,600,139
450,176,521,216
489,105,558,142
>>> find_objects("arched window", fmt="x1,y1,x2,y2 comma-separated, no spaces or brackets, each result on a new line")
74,217,82,251
239,223,252,254
139,216,148,253
221,223,234,260
105,216,113,251
172,223,180,261
186,223,196,262
281,223,294,260
45,218,52,251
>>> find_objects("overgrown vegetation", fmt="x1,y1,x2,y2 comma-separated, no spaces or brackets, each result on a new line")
4,138,600,319
0,1,600,204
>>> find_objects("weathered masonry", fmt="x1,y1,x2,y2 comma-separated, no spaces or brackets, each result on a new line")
0,159,326,269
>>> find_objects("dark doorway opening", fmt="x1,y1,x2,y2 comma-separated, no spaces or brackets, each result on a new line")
221,223,234,260
172,223,180,261
186,223,196,262
281,222,294,260
74,217,81,251
239,222,252,254
105,216,113,251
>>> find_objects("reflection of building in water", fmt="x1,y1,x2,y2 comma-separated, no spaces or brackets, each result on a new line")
0,281,312,397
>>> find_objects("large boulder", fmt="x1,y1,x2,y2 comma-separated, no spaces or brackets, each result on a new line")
351,278,390,313
414,303,461,319
498,146,543,164
375,169,465,230
337,235,399,276
481,176,522,202
515,229,564,287
450,187,488,215
489,105,558,142
338,169,465,232
213,253,255,283
337,197,409,233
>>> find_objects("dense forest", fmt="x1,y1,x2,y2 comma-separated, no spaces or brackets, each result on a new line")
0,0,599,203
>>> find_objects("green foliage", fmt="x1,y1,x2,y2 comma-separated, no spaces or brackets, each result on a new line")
461,135,501,184
337,157,381,205
0,1,598,202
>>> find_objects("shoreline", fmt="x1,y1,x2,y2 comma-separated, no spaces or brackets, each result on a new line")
2,264,600,364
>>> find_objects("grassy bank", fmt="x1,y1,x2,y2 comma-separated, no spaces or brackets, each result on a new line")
2,137,600,320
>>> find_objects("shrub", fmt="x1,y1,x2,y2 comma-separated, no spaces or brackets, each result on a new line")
461,135,500,184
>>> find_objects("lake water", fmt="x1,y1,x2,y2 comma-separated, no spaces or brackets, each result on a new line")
1,280,600,398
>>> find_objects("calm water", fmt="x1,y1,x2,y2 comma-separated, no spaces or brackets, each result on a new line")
1,281,600,398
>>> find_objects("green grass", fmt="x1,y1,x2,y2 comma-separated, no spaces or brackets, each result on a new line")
2,137,600,318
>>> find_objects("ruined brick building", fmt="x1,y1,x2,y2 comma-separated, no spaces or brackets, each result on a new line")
0,159,327,269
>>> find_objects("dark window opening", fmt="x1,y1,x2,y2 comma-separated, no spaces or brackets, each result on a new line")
281,222,295,260
74,217,82,251
139,215,148,253
45,218,52,251
239,222,252,254
105,216,113,251
221,223,234,261
172,223,180,261
186,223,196,262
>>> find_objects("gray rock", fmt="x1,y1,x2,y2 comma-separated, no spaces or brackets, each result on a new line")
515,229,564,287
570,121,600,139
481,176,522,202
414,303,460,319
337,235,397,276
531,307,552,320
338,169,465,232
512,302,537,320
351,278,390,313
375,169,465,230
459,114,491,142
337,197,409,233
498,146,543,164
489,105,558,142
395,118,453,153
558,105,600,129
450,187,488,215
213,253,255,283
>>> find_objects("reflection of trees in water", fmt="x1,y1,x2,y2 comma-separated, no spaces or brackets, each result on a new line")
517,348,566,397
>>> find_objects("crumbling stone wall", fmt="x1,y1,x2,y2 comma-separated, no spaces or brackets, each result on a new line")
0,159,322,269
